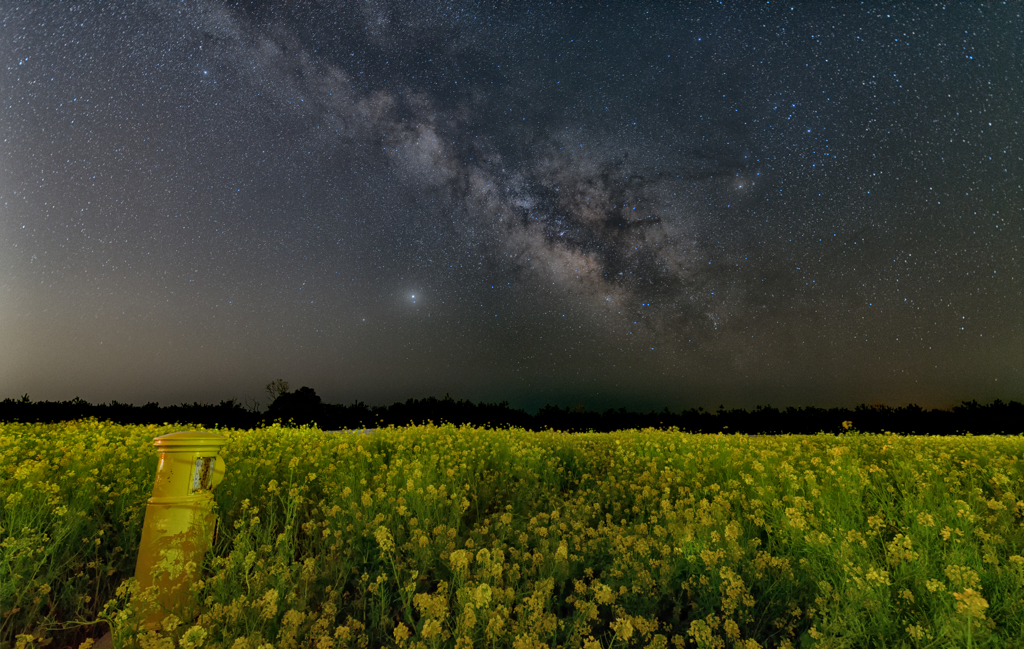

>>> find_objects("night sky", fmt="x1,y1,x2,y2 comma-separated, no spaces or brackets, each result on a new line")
2,2,1021,415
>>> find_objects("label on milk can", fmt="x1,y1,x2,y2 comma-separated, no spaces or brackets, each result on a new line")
192,457,216,492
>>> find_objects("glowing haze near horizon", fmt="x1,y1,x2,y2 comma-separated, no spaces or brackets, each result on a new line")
2,2,1021,414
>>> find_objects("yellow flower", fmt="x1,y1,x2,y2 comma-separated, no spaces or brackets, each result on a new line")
161,614,182,633
784,508,806,531
905,623,929,641
865,567,891,586
282,609,307,628
953,589,988,620
555,541,569,562
612,618,634,641
473,583,492,608
393,623,411,644
944,564,981,590
594,583,615,605
259,589,279,620
462,606,478,629
724,521,742,542
374,526,395,554
449,549,472,575
180,625,208,649
422,618,443,639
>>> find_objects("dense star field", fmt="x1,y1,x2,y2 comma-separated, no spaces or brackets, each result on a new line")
1,2,1021,413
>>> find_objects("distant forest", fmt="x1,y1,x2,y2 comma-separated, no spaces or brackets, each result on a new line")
2,387,1022,436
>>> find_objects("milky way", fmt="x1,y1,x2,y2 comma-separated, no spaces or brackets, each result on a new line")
2,2,1021,412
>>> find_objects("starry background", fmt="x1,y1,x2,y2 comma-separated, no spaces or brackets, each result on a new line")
2,1,1021,414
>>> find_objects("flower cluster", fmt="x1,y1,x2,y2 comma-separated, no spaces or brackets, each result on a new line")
3,422,1023,647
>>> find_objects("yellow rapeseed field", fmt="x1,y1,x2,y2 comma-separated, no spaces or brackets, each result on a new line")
2,420,1023,648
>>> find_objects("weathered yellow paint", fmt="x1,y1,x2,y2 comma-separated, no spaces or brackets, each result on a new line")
133,431,227,628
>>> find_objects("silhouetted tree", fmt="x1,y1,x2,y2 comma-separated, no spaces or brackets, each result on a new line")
265,386,322,426
266,379,290,403
2,392,1022,436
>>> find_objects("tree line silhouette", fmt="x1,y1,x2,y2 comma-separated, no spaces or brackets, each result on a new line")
1,387,1022,436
